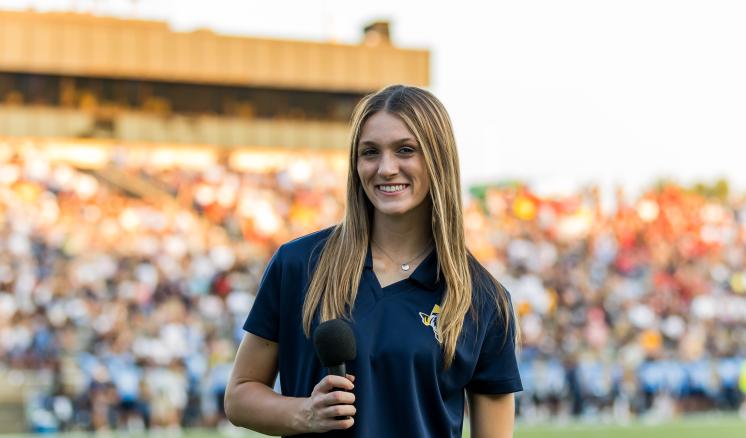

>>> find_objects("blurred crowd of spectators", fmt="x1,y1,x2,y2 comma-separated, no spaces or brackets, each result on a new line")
464,183,746,420
0,145,745,432
0,146,343,433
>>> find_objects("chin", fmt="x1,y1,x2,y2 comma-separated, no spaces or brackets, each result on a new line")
380,210,408,217
375,205,416,216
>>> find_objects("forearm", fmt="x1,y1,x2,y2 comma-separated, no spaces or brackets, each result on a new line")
468,392,515,438
225,381,306,436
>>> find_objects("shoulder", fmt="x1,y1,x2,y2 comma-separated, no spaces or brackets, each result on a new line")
254,226,337,297
467,254,507,300
467,253,512,318
274,226,337,267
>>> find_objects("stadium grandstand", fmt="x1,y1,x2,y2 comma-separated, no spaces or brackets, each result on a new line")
0,8,745,436
0,9,428,433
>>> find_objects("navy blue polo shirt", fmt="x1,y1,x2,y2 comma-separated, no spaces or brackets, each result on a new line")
244,227,522,437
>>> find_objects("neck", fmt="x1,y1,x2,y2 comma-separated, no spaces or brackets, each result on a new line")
370,203,433,260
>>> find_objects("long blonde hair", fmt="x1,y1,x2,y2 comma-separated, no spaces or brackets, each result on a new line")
302,85,516,368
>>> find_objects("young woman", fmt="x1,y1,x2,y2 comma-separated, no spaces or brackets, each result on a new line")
225,85,522,437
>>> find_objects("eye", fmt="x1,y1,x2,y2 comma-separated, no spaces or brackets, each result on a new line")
360,148,378,157
398,145,416,154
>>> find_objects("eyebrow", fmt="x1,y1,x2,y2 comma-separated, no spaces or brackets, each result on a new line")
359,138,417,147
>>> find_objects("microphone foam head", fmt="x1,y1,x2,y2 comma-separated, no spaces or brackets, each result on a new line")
313,318,357,367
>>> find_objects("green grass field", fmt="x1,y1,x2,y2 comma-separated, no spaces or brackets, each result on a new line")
215,415,746,438
211,416,746,438
4,416,744,438
512,416,746,438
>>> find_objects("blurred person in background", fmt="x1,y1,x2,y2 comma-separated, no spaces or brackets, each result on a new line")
740,359,746,418
224,85,522,437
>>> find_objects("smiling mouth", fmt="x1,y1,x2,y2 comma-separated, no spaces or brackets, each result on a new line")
376,184,409,193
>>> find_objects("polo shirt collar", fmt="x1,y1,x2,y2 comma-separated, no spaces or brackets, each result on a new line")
364,242,441,291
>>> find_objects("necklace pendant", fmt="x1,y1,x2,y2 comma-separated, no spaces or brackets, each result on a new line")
401,263,410,271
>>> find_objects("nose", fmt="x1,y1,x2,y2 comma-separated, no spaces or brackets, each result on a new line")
377,150,398,178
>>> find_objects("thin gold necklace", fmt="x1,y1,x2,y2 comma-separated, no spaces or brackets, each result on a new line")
371,239,433,272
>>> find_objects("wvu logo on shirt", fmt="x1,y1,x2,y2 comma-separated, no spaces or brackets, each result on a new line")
419,304,442,342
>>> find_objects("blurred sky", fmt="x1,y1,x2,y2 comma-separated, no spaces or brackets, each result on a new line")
3,0,746,197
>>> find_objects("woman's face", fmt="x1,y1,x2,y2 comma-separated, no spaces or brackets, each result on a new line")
356,111,431,218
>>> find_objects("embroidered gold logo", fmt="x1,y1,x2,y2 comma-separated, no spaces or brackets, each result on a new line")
419,304,442,342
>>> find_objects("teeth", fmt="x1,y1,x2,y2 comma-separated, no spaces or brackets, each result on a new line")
379,184,405,192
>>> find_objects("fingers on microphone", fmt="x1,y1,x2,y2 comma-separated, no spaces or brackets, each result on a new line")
324,375,354,391
315,376,336,393
346,373,356,382
324,403,356,418
328,390,355,405
333,416,355,430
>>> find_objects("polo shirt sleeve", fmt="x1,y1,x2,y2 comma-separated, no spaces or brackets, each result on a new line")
466,301,523,394
243,246,284,342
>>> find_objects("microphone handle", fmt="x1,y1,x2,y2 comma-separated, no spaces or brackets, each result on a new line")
326,363,350,421
327,363,346,377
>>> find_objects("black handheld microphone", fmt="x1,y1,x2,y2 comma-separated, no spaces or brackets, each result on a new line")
313,318,357,378
313,319,357,421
